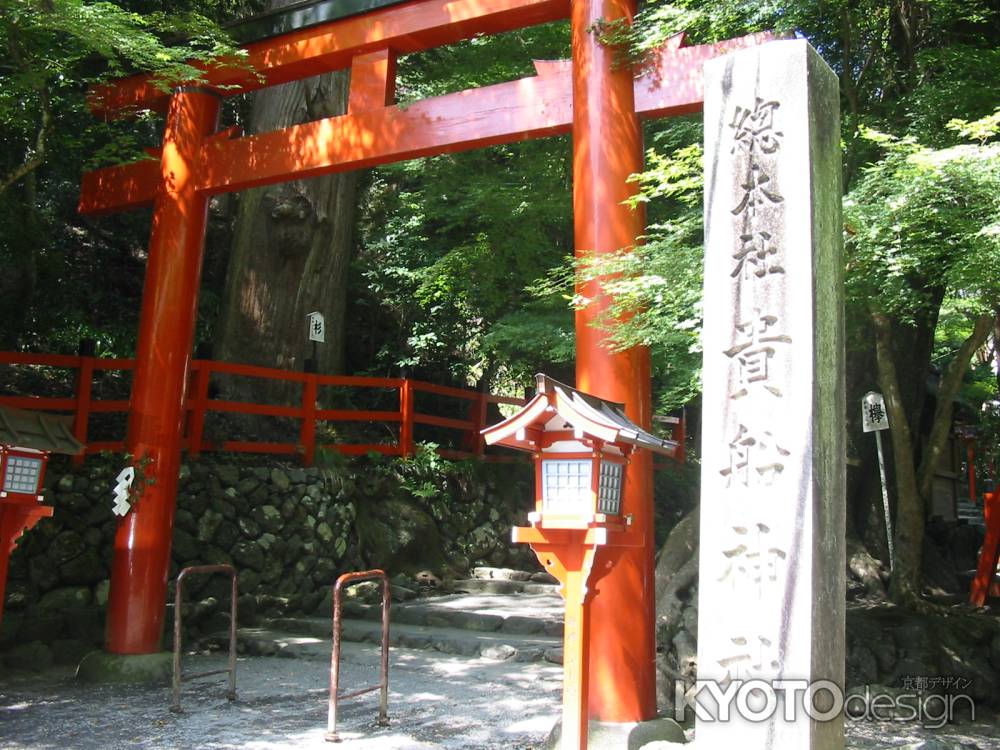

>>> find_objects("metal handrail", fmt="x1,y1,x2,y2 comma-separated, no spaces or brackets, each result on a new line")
326,569,390,742
170,564,238,713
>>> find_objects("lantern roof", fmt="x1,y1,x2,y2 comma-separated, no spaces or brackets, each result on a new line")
482,374,678,457
0,407,84,455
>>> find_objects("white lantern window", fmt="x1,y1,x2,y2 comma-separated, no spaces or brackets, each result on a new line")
597,461,623,515
542,459,591,512
4,455,43,494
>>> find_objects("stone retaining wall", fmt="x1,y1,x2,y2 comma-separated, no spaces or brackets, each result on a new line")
2,451,533,657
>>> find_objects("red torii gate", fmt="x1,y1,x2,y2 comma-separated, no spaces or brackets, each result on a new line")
80,0,770,726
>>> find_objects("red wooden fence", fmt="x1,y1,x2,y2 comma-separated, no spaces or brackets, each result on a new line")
0,352,524,466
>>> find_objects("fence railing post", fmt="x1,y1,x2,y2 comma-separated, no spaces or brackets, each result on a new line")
400,380,414,457
300,373,318,467
186,360,211,459
72,339,96,466
472,392,487,457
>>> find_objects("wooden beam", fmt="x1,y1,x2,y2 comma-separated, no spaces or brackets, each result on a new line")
89,0,570,118
79,32,777,215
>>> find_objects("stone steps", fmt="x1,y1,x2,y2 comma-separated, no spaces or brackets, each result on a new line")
236,617,563,663
198,568,567,664
452,578,560,596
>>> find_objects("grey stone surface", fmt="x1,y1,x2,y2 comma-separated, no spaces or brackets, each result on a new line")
2,645,998,749
37,586,92,611
698,39,845,749
75,651,172,684
545,717,686,750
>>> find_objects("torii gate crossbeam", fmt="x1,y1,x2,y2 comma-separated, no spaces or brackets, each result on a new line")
79,0,771,729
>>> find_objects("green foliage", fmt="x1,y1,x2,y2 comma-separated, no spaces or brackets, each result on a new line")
532,138,705,411
350,25,574,392
844,128,1000,323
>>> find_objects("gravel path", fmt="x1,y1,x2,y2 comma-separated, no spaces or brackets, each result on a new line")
2,641,999,749
1,643,562,750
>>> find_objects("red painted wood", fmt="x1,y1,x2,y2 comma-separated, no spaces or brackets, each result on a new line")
300,376,319,466
0,352,524,463
970,491,1000,606
571,0,655,724
105,89,222,656
0,396,77,410
216,440,299,454
88,0,570,118
412,414,474,431
78,33,774,215
185,363,212,458
349,49,397,113
0,352,80,367
472,393,487,457
400,380,414,457
71,355,94,467
315,409,401,422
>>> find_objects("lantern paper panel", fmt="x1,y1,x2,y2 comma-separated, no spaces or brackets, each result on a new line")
542,459,592,512
3,455,44,495
597,461,623,515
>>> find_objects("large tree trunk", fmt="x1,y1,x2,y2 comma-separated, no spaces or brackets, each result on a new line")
846,301,937,563
215,8,356,399
872,311,926,606
872,308,992,607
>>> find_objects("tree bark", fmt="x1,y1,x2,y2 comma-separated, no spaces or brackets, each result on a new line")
215,2,357,400
873,309,993,607
872,310,925,605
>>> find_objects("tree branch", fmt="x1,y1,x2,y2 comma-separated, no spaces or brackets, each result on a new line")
917,312,993,500
1,21,52,195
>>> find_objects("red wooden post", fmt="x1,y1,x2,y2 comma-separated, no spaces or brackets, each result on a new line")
571,0,656,723
300,374,318,467
970,490,1000,606
400,380,414,457
473,393,488,457
186,360,211,458
105,88,221,655
72,347,95,467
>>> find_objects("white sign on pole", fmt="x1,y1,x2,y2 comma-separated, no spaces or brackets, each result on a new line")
307,311,325,343
862,391,889,432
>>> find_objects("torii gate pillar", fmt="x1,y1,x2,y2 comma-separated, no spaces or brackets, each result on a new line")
105,89,221,653
572,0,656,722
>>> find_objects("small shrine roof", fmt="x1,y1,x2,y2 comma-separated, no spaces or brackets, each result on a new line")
482,374,678,457
0,407,85,455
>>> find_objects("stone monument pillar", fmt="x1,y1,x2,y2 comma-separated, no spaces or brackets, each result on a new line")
696,39,845,749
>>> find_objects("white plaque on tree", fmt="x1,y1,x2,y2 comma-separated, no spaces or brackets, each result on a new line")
697,40,845,750
307,311,325,343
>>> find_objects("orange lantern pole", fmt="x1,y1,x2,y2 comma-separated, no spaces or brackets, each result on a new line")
571,0,656,723
105,88,221,654
484,376,678,748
